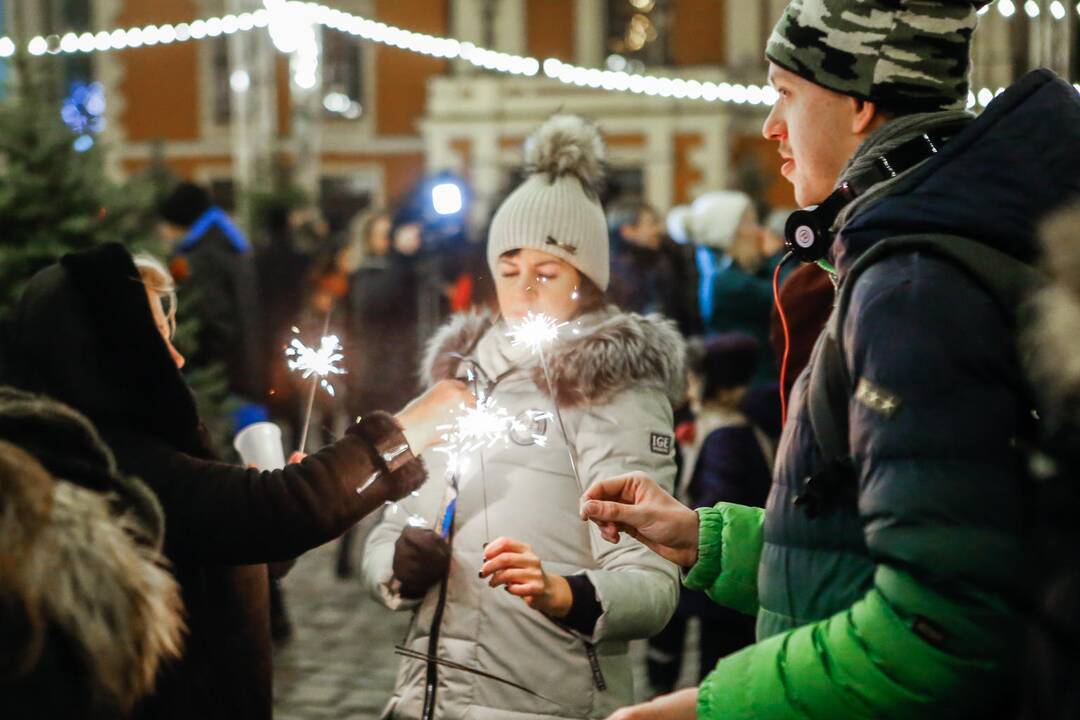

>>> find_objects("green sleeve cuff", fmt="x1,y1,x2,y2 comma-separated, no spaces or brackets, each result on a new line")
684,506,724,591
684,503,764,616
697,580,1011,720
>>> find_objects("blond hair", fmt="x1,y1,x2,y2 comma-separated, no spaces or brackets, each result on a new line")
133,253,177,338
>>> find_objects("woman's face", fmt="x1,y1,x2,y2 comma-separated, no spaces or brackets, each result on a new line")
146,289,186,370
495,248,582,323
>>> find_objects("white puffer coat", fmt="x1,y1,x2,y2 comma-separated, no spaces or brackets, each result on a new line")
362,307,686,719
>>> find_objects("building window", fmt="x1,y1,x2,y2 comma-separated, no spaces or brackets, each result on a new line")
321,30,364,120
605,0,672,71
212,32,364,125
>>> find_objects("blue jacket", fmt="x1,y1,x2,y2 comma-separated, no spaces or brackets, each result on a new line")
689,70,1080,719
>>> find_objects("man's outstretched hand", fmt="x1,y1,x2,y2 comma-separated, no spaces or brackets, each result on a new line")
579,472,700,568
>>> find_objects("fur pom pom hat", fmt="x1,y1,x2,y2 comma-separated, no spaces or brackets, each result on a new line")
487,114,610,290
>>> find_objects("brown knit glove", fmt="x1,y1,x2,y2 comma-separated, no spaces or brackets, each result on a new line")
347,411,426,503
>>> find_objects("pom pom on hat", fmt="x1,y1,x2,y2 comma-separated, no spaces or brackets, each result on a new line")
524,114,605,197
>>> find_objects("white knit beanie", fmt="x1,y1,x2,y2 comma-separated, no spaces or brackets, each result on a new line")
666,204,693,244
487,114,610,290
689,191,754,250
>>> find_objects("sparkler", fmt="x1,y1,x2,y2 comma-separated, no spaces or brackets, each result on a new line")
429,361,549,543
506,313,583,490
506,312,567,355
285,321,345,454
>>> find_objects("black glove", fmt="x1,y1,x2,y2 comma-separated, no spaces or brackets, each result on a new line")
393,527,451,599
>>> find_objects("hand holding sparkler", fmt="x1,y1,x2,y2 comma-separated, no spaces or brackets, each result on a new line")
393,526,452,599
480,537,573,618
395,379,476,453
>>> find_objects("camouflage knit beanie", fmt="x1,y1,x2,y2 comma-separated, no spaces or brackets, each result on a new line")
766,0,990,113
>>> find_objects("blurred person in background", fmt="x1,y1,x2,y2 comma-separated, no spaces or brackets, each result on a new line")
256,200,325,431
608,199,700,335
690,191,778,384
158,181,266,415
647,333,773,695
335,207,394,579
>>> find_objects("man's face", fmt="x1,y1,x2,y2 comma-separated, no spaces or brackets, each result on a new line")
762,63,869,207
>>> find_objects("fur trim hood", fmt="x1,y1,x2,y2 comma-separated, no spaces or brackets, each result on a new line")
0,387,165,547
421,308,687,408
0,442,184,712
1030,204,1080,400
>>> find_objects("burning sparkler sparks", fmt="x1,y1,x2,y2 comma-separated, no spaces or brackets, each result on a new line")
506,312,584,490
285,333,346,396
507,312,567,355
286,322,346,454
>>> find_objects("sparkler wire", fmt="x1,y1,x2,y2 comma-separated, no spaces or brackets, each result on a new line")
291,311,338,454
394,646,566,707
538,345,584,492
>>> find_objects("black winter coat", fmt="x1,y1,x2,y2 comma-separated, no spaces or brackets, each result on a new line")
751,69,1080,713
608,234,700,336
345,252,440,416
175,224,266,401
5,243,426,720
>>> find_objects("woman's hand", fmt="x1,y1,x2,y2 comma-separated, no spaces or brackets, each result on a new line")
395,379,475,453
580,472,700,568
393,527,451,599
605,688,698,720
480,537,572,619
288,451,306,464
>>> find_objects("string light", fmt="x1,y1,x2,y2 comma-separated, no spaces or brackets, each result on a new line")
15,11,267,56
5,0,1076,109
988,0,1078,19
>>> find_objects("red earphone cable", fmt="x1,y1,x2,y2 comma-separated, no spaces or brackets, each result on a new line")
773,255,793,427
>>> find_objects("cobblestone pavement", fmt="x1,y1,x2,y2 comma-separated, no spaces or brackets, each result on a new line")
272,516,699,720
272,516,408,720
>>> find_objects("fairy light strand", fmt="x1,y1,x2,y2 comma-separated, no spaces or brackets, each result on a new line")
2,1,1076,105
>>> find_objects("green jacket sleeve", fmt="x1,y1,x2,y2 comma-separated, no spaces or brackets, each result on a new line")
697,566,1010,720
683,503,765,617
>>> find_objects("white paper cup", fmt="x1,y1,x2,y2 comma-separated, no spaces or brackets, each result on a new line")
233,421,286,471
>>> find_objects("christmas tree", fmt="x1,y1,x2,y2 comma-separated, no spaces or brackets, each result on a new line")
0,75,163,320
0,71,235,455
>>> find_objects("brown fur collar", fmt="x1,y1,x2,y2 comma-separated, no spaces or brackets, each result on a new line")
421,309,686,408
1,474,184,711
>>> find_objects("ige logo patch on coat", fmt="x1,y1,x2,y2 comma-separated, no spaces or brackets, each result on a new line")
650,433,674,455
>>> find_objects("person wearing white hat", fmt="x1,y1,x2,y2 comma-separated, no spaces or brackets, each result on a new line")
689,191,776,383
